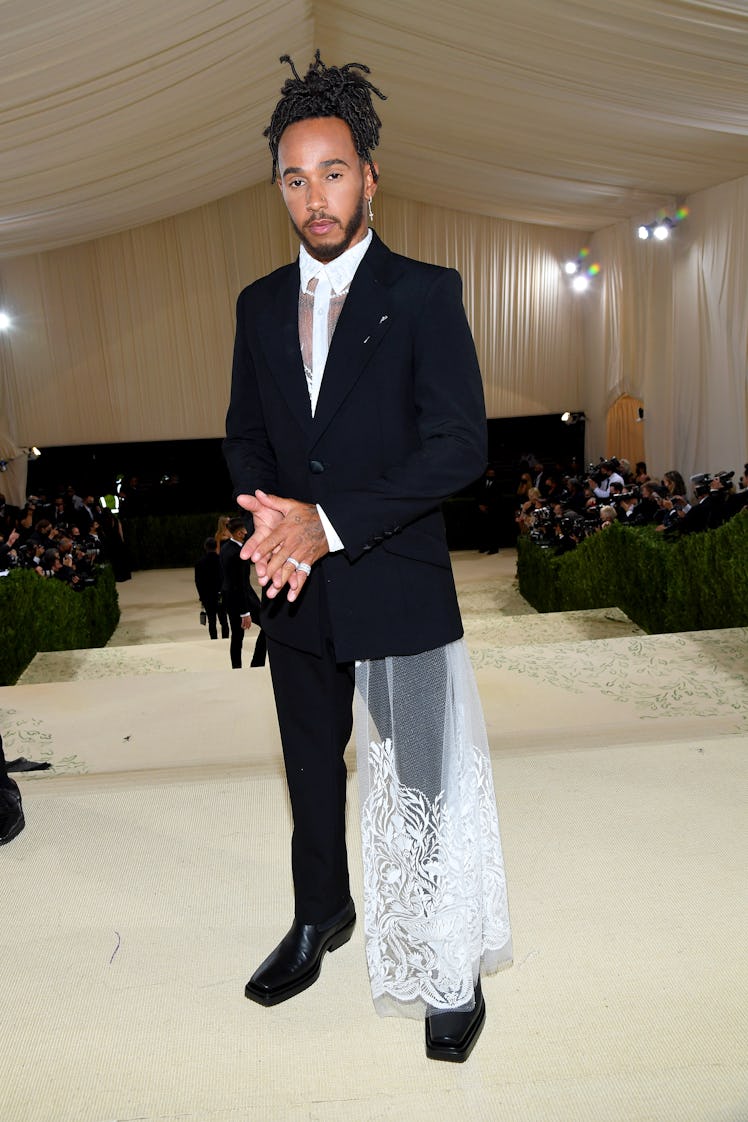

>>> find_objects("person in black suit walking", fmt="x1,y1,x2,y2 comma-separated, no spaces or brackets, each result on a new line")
194,537,229,640
477,464,501,554
223,52,511,1062
219,517,265,668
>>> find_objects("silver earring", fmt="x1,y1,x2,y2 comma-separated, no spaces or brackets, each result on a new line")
367,196,374,223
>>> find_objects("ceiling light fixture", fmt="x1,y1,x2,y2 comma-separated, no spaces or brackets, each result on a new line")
564,247,600,292
636,206,688,243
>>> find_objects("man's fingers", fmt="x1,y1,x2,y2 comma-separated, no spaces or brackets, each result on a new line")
266,562,309,602
254,489,292,515
265,557,303,599
286,569,308,603
236,493,261,512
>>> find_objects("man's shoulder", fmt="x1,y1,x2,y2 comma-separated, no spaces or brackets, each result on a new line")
237,260,297,308
367,234,459,289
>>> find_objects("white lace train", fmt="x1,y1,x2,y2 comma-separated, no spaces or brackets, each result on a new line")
355,639,512,1019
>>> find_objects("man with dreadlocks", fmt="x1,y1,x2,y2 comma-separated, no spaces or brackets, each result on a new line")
224,52,512,1062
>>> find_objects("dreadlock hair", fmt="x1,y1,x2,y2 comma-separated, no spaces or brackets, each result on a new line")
264,51,386,184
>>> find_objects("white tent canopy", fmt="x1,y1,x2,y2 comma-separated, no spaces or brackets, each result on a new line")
2,0,748,256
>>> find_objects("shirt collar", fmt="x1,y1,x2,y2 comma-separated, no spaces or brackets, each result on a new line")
299,229,372,295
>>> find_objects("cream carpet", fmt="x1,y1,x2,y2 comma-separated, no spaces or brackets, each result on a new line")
2,552,746,1122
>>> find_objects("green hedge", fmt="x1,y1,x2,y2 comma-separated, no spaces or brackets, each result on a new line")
0,565,120,686
122,513,227,570
517,513,748,633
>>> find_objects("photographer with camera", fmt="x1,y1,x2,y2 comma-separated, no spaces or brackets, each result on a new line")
586,458,624,501
663,471,731,536
614,488,641,523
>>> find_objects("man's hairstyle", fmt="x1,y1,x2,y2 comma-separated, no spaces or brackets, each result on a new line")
204,537,217,552
226,516,246,534
264,50,386,183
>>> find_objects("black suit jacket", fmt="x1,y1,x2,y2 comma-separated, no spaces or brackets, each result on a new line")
224,233,487,661
194,551,222,606
220,539,261,618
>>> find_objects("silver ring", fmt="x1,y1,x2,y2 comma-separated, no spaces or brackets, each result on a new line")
297,562,312,576
285,556,300,569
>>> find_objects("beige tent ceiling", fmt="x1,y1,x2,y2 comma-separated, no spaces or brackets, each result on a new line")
2,0,748,258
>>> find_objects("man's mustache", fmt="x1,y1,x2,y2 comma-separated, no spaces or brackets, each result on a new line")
304,213,340,227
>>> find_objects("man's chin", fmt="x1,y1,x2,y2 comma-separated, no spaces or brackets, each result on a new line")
301,232,348,263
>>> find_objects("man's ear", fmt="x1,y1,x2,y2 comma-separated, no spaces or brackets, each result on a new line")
366,161,379,198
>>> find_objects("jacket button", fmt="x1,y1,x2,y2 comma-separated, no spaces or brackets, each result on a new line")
309,459,325,474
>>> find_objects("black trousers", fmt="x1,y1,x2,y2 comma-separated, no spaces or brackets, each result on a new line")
203,595,229,640
265,633,448,926
267,635,354,923
0,735,17,792
226,609,267,668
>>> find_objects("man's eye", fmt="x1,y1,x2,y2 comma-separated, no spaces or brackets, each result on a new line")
289,179,304,188
327,172,342,180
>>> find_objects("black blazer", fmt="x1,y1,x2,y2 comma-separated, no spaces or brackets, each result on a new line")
220,539,261,618
194,550,221,605
224,233,487,661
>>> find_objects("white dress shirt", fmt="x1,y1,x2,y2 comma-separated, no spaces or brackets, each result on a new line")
299,230,372,552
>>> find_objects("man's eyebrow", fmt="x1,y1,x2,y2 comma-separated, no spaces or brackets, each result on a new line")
281,158,351,178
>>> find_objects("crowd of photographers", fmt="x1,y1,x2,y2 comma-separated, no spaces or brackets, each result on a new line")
516,456,748,553
0,486,122,587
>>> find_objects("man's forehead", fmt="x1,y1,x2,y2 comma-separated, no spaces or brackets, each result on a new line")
278,116,357,160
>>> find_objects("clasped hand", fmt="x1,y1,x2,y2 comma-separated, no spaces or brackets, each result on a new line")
236,489,328,602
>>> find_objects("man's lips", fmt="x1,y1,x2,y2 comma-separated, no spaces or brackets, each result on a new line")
306,219,338,235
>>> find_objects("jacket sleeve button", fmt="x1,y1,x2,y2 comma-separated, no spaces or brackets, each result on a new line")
308,459,325,474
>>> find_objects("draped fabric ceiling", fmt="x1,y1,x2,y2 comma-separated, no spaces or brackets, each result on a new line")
0,0,747,498
2,0,748,255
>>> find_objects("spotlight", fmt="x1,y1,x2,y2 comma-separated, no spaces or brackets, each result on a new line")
563,247,599,289
0,460,7,472
561,411,586,425
27,446,41,460
636,212,683,243
0,311,11,331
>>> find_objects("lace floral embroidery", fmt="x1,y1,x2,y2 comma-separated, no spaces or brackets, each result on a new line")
360,728,511,1014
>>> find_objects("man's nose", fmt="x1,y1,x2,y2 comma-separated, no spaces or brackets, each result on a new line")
306,181,327,211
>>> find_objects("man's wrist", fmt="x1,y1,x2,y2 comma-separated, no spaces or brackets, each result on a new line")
316,505,344,552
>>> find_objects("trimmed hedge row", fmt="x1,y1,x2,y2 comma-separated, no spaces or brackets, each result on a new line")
122,513,226,570
517,513,748,633
0,565,120,686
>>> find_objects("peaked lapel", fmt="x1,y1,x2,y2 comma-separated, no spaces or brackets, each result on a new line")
311,234,405,445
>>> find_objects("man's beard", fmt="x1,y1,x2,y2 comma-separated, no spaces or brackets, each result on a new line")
293,196,366,262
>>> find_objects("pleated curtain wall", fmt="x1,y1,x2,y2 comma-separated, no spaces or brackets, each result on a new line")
1,174,747,490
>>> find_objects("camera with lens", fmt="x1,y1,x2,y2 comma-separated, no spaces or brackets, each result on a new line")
585,459,606,484
690,470,734,497
528,502,555,546
611,486,640,504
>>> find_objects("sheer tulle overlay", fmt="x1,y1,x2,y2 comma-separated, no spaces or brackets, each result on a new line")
355,640,512,1019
